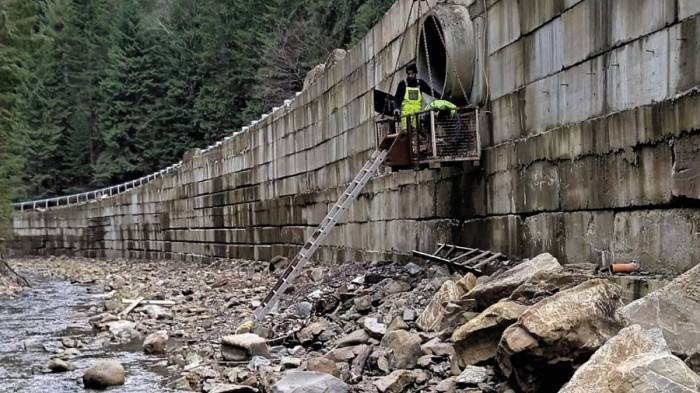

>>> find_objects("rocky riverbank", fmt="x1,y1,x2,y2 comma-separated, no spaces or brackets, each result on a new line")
8,255,700,392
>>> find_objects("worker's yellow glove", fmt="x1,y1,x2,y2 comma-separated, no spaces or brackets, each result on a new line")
236,319,256,334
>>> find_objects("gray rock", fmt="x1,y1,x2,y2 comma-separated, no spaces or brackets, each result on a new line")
381,330,423,370
298,321,326,344
272,371,348,393
83,360,126,388
363,317,387,338
455,365,493,386
221,334,270,361
204,382,258,393
465,253,562,309
304,357,337,376
172,376,193,391
282,357,302,368
106,320,137,337
387,316,409,332
61,337,78,348
335,329,370,348
353,295,372,313
374,370,416,393
560,325,700,393
47,358,75,372
143,330,168,354
404,263,423,276
58,347,82,359
143,304,173,320
248,356,271,371
498,279,624,392
620,264,700,359
291,302,313,319
384,280,411,295
402,309,416,322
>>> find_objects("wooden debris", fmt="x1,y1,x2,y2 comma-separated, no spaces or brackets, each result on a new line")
120,296,144,317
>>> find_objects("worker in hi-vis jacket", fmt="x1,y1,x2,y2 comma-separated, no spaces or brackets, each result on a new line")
393,63,441,129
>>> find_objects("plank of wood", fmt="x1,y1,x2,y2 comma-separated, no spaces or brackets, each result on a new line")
120,296,144,317
121,299,175,306
350,345,372,381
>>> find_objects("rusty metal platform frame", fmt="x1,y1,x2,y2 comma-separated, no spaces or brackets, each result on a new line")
412,243,509,275
375,107,483,169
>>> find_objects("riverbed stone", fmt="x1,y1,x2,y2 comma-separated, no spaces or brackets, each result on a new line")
271,370,348,393
335,329,370,348
143,330,169,354
221,334,270,361
47,357,75,372
83,360,126,388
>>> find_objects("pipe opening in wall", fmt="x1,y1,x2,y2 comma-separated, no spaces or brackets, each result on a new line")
418,15,448,99
416,4,476,104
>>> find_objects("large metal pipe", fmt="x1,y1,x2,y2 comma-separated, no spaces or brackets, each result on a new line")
417,3,476,104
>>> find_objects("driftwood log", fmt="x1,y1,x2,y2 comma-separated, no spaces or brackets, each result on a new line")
0,259,30,289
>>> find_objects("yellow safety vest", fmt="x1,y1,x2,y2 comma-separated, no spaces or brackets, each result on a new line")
401,82,423,129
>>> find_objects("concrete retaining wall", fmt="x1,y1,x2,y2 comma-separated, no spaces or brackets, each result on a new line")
10,0,700,274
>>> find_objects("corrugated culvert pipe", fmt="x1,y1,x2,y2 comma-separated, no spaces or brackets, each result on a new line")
417,3,476,105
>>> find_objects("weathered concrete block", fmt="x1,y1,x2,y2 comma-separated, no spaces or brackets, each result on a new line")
522,213,565,260
613,209,700,274
523,17,563,83
610,0,675,46
517,160,560,213
668,16,700,94
672,133,700,199
462,215,524,257
563,211,614,265
606,28,670,113
679,0,700,20
562,0,611,67
487,40,525,99
518,0,567,34
487,0,521,53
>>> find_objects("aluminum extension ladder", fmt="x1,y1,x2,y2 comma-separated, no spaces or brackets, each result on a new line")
251,147,391,323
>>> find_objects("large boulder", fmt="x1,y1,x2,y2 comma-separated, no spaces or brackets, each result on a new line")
464,253,562,309
143,330,168,354
221,334,270,361
83,360,126,388
620,264,700,359
381,330,423,370
417,280,465,332
272,370,348,393
497,279,624,392
452,300,528,367
560,325,700,393
509,269,594,305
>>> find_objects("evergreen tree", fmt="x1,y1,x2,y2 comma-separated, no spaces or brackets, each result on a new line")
4,0,397,200
95,0,168,183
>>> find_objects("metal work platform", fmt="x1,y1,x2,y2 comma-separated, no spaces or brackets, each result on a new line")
412,243,510,275
375,107,485,169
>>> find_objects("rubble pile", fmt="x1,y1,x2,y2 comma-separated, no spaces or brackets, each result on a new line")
10,255,700,392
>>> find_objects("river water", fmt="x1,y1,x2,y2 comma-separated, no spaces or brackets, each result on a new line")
0,274,173,392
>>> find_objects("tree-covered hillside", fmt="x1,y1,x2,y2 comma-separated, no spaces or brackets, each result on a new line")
0,0,395,208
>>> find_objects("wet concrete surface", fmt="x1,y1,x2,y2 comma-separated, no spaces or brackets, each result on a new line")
0,274,173,392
